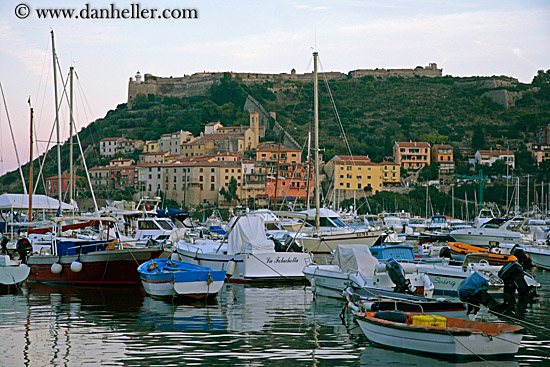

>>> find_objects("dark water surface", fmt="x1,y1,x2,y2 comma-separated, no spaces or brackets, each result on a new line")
1,270,550,366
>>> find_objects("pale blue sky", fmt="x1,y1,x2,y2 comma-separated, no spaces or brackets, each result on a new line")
1,0,549,176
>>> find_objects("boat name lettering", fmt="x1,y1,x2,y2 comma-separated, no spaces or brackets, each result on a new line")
265,256,300,264
433,276,456,288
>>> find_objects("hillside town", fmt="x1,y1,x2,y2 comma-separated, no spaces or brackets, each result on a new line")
41,105,550,210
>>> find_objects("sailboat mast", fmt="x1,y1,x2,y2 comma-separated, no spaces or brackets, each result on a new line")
28,106,34,222
313,52,320,230
69,66,74,204
51,30,63,215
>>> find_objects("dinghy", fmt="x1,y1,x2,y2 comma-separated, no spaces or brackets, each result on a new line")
355,310,523,358
138,258,225,299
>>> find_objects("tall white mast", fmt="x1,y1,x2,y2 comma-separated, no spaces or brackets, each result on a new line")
313,52,320,230
69,66,74,205
51,30,63,216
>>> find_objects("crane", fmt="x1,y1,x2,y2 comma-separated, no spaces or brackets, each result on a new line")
455,170,488,206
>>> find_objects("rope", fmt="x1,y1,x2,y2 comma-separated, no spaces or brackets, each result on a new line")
444,328,500,366
249,253,290,280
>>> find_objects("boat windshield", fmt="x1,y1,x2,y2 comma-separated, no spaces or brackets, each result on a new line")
330,217,346,227
157,220,175,230
432,216,447,224
481,218,507,229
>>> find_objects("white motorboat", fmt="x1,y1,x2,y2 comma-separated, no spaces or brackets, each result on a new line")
450,217,527,247
172,215,311,283
523,246,550,270
303,244,434,299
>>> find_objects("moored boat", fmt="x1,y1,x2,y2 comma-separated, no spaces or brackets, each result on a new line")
138,258,225,299
355,310,523,358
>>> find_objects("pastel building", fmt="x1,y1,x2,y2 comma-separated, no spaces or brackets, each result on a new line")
393,141,431,169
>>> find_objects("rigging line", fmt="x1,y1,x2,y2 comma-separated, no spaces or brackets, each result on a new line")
32,75,70,195
0,81,28,194
443,329,500,366
280,137,310,209
318,57,372,213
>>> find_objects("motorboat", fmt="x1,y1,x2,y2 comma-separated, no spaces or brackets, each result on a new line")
355,310,523,357
171,215,311,283
302,244,434,299
138,258,225,299
450,217,531,247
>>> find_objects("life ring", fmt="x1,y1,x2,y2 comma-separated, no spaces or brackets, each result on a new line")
141,203,151,211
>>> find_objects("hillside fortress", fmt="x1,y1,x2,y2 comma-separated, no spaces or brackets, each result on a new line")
127,63,443,108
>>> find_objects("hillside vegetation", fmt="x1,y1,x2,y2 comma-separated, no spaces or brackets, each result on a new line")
1,70,549,203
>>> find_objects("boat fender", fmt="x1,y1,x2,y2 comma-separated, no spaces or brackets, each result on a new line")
400,263,418,274
374,310,407,323
225,259,236,277
70,259,83,273
51,262,63,274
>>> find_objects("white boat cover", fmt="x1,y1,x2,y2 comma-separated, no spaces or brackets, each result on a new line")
334,244,379,277
0,194,76,210
227,216,274,255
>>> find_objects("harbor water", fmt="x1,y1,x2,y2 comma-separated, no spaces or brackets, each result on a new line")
1,270,550,366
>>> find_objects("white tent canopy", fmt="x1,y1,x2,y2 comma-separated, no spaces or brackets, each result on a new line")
0,194,76,211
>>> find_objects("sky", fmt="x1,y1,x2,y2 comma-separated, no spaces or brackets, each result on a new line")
0,0,549,178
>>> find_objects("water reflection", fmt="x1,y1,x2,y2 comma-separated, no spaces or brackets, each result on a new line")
0,279,549,366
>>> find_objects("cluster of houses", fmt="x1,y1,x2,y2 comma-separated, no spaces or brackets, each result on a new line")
44,118,550,208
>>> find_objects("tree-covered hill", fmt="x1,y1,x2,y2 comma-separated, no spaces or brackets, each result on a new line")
1,70,549,196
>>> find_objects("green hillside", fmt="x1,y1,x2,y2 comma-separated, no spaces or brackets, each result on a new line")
1,70,549,204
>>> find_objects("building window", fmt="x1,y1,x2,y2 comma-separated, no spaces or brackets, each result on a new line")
211,184,215,191
199,176,203,182
346,182,350,188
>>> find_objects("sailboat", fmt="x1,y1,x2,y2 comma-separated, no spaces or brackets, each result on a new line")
277,52,383,257
25,31,162,286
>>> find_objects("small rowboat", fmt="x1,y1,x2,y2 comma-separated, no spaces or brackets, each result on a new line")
138,258,226,299
355,311,523,358
448,242,516,265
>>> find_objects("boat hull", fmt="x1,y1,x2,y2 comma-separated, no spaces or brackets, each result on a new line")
138,259,225,298
303,264,433,299
0,264,30,285
297,231,382,254
174,248,310,283
27,247,163,285
355,312,522,357
524,248,550,270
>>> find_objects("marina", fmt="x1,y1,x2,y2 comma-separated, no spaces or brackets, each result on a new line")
0,269,549,366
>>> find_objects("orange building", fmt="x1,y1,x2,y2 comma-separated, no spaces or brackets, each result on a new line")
393,141,431,169
431,144,455,173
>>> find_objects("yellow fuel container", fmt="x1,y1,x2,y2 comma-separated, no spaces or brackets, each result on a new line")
412,315,446,327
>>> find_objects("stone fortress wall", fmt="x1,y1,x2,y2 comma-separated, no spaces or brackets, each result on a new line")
127,63,443,107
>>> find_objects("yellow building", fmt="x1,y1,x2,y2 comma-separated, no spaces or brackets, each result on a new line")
143,140,159,153
325,155,400,195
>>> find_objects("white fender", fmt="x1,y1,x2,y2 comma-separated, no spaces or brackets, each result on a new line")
70,260,83,273
225,260,236,277
51,262,63,274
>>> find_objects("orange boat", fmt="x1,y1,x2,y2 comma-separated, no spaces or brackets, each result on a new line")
447,242,517,266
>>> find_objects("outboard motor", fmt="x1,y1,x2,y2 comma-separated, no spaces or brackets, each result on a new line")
439,246,452,259
458,272,510,317
269,235,285,252
386,258,413,294
1,236,8,255
16,237,33,264
498,260,536,318
510,245,534,270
